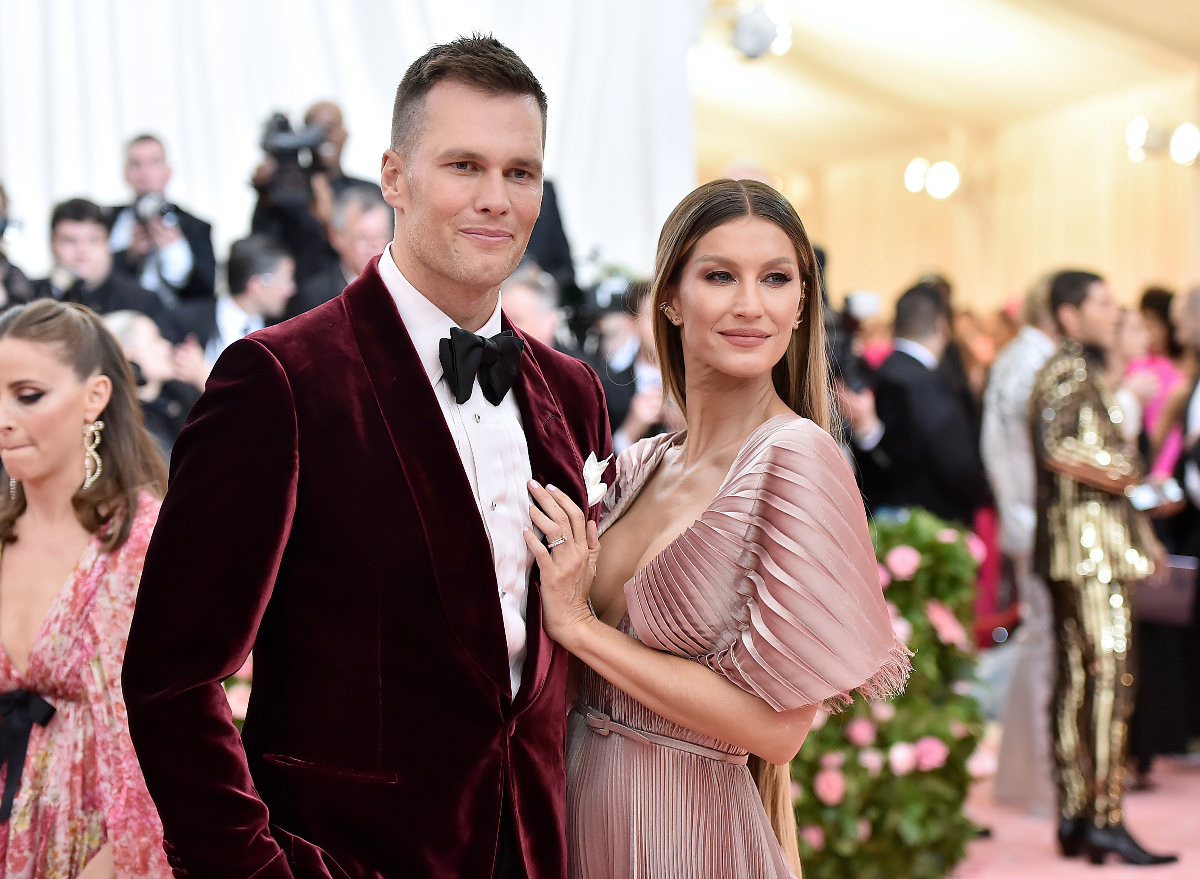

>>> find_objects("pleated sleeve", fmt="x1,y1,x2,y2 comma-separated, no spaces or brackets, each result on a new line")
625,417,911,713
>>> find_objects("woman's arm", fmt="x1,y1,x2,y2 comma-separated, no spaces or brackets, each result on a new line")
77,844,114,879
524,482,816,765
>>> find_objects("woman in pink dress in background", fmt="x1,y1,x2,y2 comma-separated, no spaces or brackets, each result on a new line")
525,180,911,878
0,300,170,879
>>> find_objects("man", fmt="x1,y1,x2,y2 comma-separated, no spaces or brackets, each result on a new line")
500,266,560,348
110,134,217,306
30,198,166,324
168,234,297,388
123,35,611,879
854,282,992,525
282,186,392,320
0,182,33,306
251,100,378,284
984,276,1058,815
1031,270,1175,864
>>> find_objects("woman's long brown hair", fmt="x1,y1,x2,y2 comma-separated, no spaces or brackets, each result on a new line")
650,178,837,874
0,300,166,552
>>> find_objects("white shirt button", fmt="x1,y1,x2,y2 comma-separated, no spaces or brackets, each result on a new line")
474,413,482,423
491,501,498,510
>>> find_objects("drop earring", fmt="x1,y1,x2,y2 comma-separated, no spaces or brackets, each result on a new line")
8,479,15,501
82,420,105,491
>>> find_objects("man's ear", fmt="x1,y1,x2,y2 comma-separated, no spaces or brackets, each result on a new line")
380,149,408,214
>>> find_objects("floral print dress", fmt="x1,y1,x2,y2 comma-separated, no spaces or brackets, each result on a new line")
0,494,170,879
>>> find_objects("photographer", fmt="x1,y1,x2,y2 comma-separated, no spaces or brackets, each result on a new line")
0,181,34,306
110,134,217,306
250,101,377,284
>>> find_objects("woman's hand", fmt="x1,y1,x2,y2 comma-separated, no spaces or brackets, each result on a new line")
524,481,600,647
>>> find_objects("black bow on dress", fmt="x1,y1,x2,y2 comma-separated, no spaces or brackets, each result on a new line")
439,326,525,406
0,689,56,820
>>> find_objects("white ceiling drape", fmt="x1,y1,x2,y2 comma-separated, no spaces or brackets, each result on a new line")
0,0,705,278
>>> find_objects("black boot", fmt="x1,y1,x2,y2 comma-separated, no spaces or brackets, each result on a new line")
1084,822,1178,865
1057,817,1087,857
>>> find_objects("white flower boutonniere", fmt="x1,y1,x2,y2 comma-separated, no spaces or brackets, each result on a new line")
583,452,613,507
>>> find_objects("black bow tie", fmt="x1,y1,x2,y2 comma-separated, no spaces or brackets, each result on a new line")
439,326,525,406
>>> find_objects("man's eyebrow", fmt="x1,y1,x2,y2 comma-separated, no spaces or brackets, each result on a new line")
436,149,543,173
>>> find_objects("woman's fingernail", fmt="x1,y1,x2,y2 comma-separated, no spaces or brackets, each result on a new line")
547,484,556,491
523,526,529,532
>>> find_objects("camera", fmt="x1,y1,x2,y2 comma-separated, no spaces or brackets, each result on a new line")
133,193,178,228
261,112,328,210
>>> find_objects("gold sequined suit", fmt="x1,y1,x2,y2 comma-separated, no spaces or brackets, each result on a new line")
1031,340,1155,829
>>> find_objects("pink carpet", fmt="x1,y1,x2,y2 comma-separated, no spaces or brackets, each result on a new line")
956,757,1200,877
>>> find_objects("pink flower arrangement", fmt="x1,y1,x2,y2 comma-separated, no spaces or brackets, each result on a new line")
967,746,998,779
914,736,950,771
857,818,873,843
949,719,969,740
888,741,918,776
819,751,845,769
800,825,825,852
887,602,913,643
877,563,892,590
226,682,251,720
925,599,969,649
885,544,921,580
870,701,895,723
813,768,847,806
936,528,959,544
858,748,885,777
845,717,877,747
236,655,254,679
790,781,803,802
966,532,988,564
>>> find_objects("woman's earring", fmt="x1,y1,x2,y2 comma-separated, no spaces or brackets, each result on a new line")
82,420,105,491
659,303,681,326
8,479,15,502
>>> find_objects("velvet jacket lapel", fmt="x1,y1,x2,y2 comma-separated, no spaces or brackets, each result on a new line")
507,319,588,713
343,263,511,696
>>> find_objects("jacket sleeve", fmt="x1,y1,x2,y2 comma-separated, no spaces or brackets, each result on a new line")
915,381,993,510
122,338,299,879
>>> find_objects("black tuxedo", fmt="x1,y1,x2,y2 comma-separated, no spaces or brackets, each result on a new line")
111,204,217,302
30,272,166,327
857,347,992,525
165,298,219,348
281,264,350,322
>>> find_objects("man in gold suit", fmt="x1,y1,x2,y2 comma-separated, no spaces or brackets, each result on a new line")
1031,270,1176,866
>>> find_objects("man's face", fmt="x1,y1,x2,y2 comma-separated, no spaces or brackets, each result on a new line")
51,220,111,287
245,258,297,319
330,204,392,277
384,80,543,297
1176,298,1200,353
1064,281,1119,352
125,140,171,196
306,102,347,171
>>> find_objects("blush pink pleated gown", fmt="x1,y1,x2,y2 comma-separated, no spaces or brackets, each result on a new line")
567,415,911,879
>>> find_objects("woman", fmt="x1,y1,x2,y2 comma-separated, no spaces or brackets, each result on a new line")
0,300,170,879
525,180,911,877
1127,287,1187,476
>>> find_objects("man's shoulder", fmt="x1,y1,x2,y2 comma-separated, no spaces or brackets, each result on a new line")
524,334,600,396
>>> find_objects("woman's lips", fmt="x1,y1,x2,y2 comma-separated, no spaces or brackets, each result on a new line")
719,329,771,348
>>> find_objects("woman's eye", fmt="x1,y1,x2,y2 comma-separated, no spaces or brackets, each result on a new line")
17,392,44,405
705,271,734,283
764,272,793,286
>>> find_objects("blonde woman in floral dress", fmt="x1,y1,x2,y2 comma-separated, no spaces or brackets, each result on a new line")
0,300,169,879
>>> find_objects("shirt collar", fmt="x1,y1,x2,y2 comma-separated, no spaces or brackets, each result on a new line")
893,337,939,371
216,295,263,344
377,242,504,385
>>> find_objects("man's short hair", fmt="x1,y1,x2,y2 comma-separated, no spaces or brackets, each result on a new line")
331,186,391,232
50,198,108,236
1049,270,1103,330
390,34,548,158
126,133,164,154
502,267,558,312
227,235,289,295
893,282,948,340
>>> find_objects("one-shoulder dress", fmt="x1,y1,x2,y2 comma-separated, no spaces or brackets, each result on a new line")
566,415,911,879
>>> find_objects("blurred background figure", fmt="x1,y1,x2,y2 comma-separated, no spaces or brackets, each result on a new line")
251,101,377,285
1127,287,1189,480
109,134,217,308
985,274,1058,816
0,299,172,879
0,183,33,307
31,199,166,327
103,309,201,462
283,186,392,321
168,234,295,390
500,267,563,350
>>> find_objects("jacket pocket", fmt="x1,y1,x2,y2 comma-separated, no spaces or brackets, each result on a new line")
262,753,400,784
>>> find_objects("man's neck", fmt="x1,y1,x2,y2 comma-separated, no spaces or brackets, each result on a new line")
894,336,940,369
228,293,259,319
387,241,497,332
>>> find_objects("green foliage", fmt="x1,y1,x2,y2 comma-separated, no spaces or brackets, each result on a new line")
791,509,985,879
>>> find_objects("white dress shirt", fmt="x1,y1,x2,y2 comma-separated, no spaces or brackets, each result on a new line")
379,245,534,696
207,296,265,365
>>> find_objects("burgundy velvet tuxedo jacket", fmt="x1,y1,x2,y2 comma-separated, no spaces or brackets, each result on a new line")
123,256,612,879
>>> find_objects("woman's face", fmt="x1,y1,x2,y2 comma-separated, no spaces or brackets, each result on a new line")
1141,308,1170,357
125,315,175,385
667,216,802,385
0,339,111,485
1116,309,1150,363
